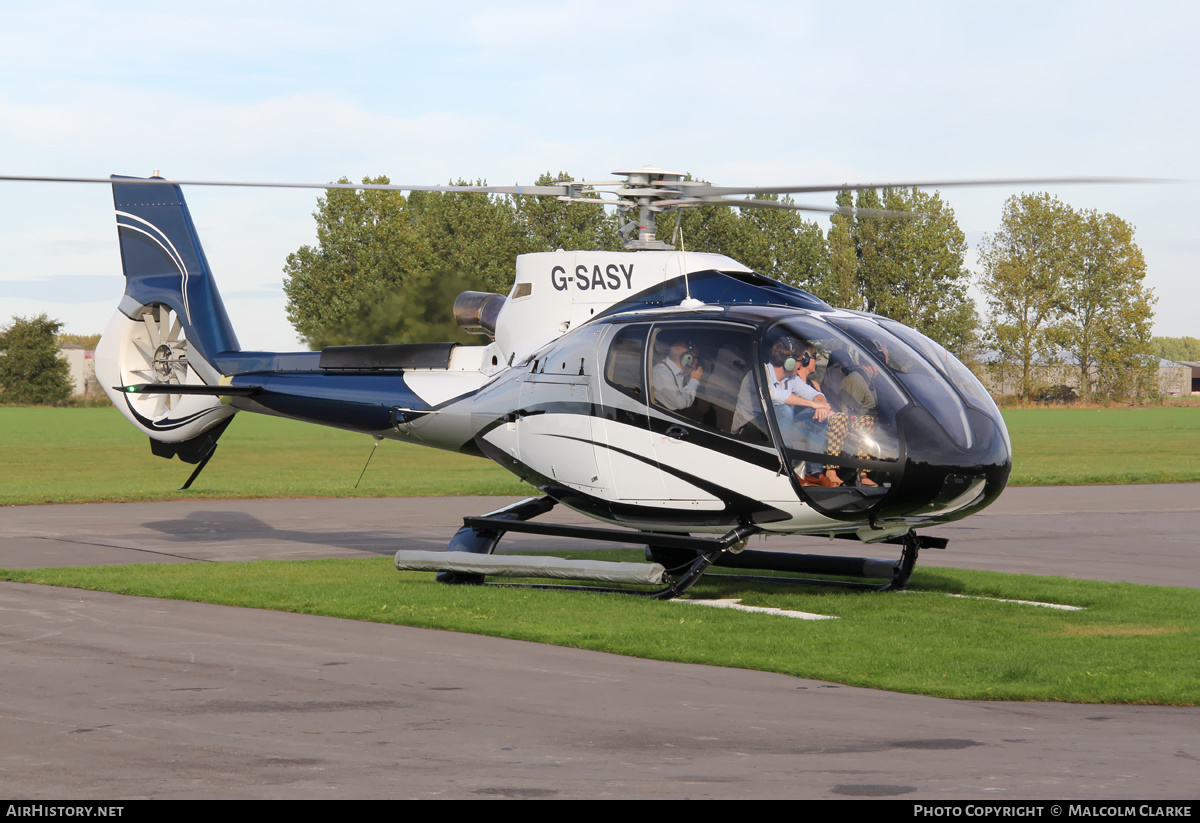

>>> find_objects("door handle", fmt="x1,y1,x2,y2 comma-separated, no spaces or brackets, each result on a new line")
665,425,689,440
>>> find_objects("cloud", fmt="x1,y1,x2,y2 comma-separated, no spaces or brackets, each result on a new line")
0,275,123,303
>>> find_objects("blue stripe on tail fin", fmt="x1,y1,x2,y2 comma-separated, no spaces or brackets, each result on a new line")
111,176,240,363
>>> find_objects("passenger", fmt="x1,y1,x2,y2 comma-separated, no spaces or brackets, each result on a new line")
732,334,843,486
652,332,704,413
827,348,878,415
826,348,882,486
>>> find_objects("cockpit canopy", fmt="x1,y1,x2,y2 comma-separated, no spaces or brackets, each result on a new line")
600,306,1010,523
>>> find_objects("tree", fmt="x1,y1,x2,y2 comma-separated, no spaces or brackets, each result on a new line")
654,197,829,292
0,314,73,405
513,172,622,254
403,185,524,292
285,175,984,355
283,176,524,348
979,194,1157,401
825,190,859,310
1059,209,1155,400
306,268,490,349
738,199,830,291
283,178,414,346
977,194,1076,398
1151,336,1200,362
58,332,102,349
826,188,977,356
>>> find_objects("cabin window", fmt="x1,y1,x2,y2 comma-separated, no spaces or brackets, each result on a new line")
604,325,648,402
647,323,764,441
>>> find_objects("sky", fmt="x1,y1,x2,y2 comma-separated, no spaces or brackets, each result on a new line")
1,0,1196,351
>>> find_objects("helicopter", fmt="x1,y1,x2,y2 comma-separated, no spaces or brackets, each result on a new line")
8,166,1096,597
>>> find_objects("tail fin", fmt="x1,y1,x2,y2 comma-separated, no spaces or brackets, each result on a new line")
96,176,238,444
111,175,239,363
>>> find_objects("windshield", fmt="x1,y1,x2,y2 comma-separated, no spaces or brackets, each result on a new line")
874,318,1011,456
827,316,974,450
732,310,1011,523
876,319,994,413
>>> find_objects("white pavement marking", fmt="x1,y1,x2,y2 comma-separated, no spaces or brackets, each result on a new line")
942,593,1084,611
902,591,1084,611
673,598,838,620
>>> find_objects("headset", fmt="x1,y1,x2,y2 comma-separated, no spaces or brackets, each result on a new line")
678,340,698,371
782,350,813,372
777,350,816,371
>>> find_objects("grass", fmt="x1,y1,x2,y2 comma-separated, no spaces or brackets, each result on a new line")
1,406,1197,505
2,554,1196,705
0,407,527,505
1004,407,1200,485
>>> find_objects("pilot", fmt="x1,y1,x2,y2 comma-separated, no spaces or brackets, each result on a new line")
652,332,704,413
868,337,890,368
868,335,917,375
732,334,843,486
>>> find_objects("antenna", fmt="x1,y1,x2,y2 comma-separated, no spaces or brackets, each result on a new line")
355,436,382,489
672,214,704,310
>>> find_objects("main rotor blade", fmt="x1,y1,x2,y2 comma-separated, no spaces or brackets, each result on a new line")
682,176,1173,198
0,174,568,197
655,197,915,219
3,173,1172,200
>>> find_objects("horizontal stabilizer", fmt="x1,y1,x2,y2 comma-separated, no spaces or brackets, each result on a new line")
319,343,458,371
118,383,261,397
394,550,667,585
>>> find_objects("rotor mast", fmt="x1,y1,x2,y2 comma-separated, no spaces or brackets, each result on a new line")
608,166,686,251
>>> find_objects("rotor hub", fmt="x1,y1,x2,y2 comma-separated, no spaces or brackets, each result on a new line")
153,343,176,380
608,166,691,250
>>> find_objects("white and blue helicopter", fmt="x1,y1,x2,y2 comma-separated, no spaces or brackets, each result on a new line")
11,167,1081,596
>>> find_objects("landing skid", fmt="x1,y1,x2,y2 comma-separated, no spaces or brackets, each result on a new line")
647,531,943,592
399,496,758,599
393,497,944,596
